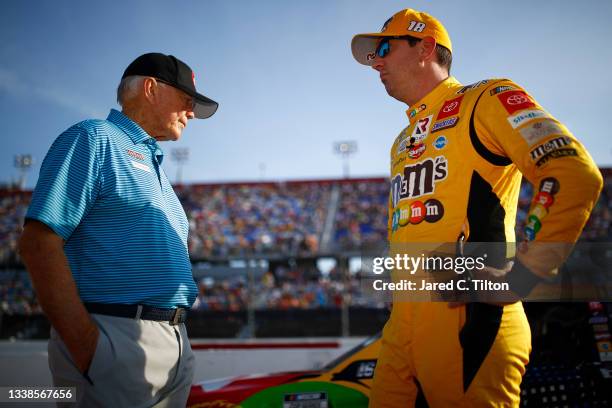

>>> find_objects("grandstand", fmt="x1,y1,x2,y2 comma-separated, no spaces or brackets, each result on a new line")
1,171,612,405
1,171,611,339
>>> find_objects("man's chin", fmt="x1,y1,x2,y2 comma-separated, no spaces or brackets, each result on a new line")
385,85,400,101
158,130,182,141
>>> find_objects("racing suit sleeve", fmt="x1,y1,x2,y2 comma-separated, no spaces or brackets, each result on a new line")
472,80,603,295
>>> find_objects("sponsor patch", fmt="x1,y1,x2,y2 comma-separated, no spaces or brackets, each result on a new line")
456,80,489,94
489,85,515,96
408,104,427,119
536,148,578,167
436,96,463,120
498,90,536,114
131,160,151,173
395,126,410,154
431,117,459,133
408,143,426,159
533,191,554,209
392,199,444,231
519,120,566,146
524,177,560,241
434,135,448,150
507,109,550,129
409,201,425,224
390,155,448,208
424,199,444,222
410,115,433,143
529,136,572,161
397,116,432,156
394,205,411,229
397,138,409,155
394,127,409,145
524,227,536,241
539,177,560,195
127,149,145,161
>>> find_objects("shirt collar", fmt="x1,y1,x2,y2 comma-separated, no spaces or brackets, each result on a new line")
405,76,463,123
107,109,154,145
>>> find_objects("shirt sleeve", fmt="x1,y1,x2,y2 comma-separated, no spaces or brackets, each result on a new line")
473,79,603,278
26,124,102,240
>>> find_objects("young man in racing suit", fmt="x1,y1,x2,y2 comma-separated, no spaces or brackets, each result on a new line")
351,8,603,407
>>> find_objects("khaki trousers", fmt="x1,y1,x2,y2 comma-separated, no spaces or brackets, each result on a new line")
48,313,195,408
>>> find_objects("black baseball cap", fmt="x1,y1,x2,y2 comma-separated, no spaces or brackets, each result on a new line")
122,52,218,119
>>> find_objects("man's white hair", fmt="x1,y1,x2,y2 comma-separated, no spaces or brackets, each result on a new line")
116,75,145,106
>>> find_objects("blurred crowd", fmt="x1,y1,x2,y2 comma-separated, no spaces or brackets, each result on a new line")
0,173,611,314
0,192,29,265
191,267,385,312
0,270,41,315
177,182,329,258
334,181,388,251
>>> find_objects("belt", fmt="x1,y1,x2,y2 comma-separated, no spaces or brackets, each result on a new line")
84,302,188,325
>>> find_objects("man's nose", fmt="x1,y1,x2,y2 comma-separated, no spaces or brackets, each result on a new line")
371,57,384,72
186,110,195,120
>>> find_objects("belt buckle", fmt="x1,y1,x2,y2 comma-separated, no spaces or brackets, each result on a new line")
171,308,185,325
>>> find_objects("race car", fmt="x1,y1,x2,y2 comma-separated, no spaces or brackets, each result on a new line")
187,334,381,408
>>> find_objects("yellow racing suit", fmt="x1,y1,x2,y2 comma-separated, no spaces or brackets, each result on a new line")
369,77,603,407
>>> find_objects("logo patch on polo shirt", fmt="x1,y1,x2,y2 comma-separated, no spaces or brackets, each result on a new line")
127,150,145,161
131,160,151,173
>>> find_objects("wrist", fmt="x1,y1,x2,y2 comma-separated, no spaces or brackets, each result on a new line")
506,259,543,298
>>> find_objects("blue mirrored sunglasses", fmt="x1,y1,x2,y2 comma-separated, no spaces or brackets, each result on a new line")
375,36,421,59
375,38,391,58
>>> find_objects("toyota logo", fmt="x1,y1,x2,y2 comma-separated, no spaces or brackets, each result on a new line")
443,102,459,112
507,94,529,105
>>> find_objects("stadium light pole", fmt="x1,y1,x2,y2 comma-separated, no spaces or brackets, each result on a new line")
333,141,357,179
14,154,33,190
171,148,189,185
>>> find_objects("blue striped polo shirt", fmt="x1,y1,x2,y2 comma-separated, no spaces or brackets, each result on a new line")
26,109,197,308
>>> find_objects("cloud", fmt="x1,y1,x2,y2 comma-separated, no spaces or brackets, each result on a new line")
0,66,105,118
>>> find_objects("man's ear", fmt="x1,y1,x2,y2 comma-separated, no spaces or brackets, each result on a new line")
143,77,158,104
420,37,438,62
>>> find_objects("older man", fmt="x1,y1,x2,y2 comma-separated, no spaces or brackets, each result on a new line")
352,9,602,407
19,53,217,407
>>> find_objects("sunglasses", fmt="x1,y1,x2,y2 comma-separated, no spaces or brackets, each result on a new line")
375,36,421,59
375,38,392,58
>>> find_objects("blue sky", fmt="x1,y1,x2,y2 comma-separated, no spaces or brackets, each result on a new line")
2,0,612,188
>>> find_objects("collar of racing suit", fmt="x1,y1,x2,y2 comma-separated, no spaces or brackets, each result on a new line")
405,76,462,123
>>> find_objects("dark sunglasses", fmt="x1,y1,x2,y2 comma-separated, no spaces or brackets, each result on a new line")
375,36,421,58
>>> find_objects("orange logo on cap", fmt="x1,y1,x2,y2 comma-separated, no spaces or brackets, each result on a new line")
192,71,196,86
